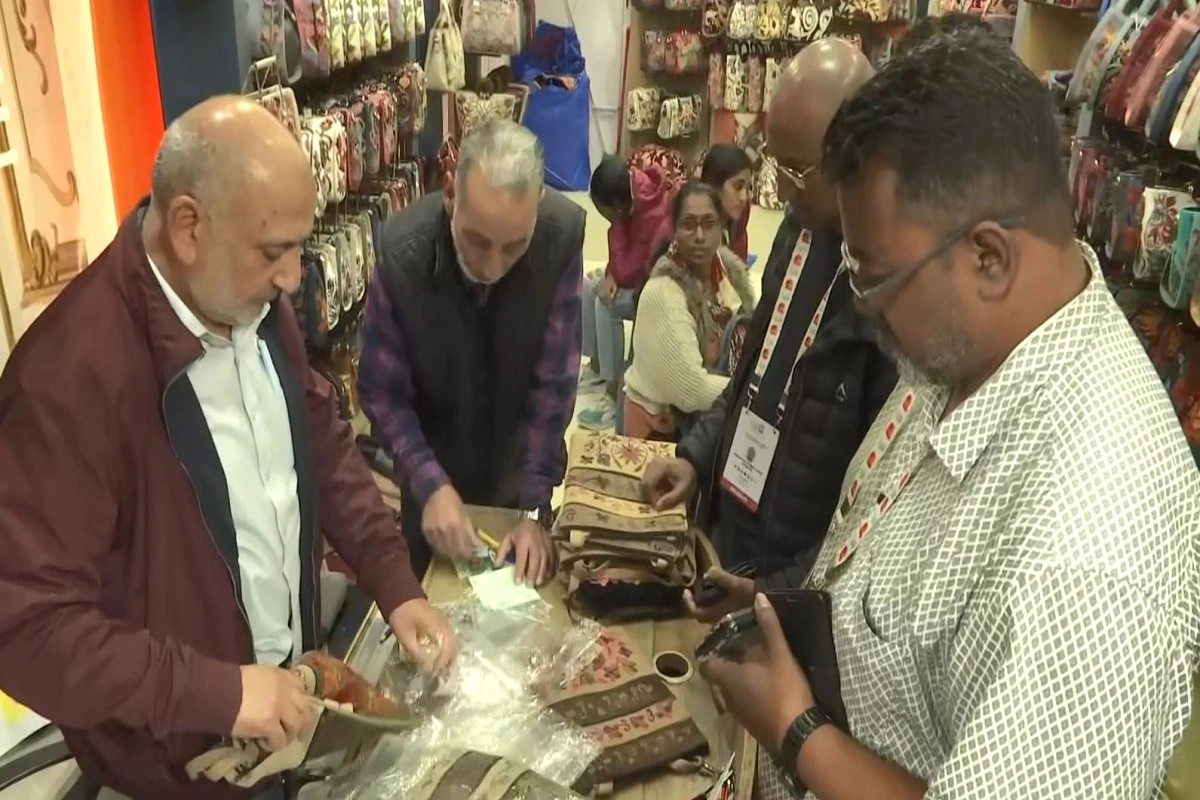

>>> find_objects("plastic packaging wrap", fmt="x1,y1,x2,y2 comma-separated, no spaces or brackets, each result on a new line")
326,599,603,798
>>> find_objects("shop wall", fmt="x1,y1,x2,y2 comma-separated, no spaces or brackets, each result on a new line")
149,0,251,125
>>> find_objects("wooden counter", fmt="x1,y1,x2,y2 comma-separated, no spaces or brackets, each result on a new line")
342,490,756,799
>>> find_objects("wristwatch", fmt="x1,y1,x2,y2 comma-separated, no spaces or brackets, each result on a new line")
776,705,834,791
520,506,552,529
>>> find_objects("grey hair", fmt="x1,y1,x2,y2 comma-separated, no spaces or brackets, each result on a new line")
149,119,229,210
455,119,545,198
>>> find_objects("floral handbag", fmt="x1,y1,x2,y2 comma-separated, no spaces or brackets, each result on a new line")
1135,186,1195,283
642,31,668,73
326,0,347,69
295,0,331,78
746,55,765,113
702,0,731,38
362,1,379,58
787,0,834,42
374,0,392,51
727,0,758,40
1146,32,1200,144
344,0,364,62
1125,7,1200,130
755,0,787,40
756,156,783,209
455,91,518,137
1105,0,1182,122
626,88,664,131
461,0,521,55
724,53,747,111
665,30,705,75
425,0,466,91
708,51,725,108
628,144,688,186
1161,204,1200,309
763,56,782,111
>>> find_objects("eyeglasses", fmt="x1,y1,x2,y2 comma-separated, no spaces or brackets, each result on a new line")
762,152,817,191
842,215,1026,305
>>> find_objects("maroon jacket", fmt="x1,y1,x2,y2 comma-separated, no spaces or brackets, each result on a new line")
0,206,424,798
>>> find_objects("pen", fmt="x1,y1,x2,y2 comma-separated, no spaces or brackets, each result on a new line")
475,528,516,564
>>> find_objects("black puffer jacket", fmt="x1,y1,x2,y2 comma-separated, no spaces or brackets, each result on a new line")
676,212,896,585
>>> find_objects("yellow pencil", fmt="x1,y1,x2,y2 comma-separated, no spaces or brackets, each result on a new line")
475,528,502,550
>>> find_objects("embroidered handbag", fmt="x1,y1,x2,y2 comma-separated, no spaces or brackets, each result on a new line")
665,30,705,75
295,0,332,78
362,0,379,58
787,0,834,43
344,0,364,62
414,0,426,33
702,0,731,38
763,56,782,110
724,53,747,111
326,0,347,69
455,91,518,137
1105,0,1182,122
642,30,668,73
746,54,765,112
426,0,467,91
544,629,708,786
1135,186,1195,283
1125,7,1200,129
394,63,429,135
374,0,392,51
1146,31,1200,144
727,0,757,39
626,88,664,131
755,0,787,40
1161,204,1200,308
461,0,521,55
707,50,726,108
555,433,701,624
627,144,688,186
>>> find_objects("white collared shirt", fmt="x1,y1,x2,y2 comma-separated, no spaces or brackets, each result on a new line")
759,243,1200,799
147,256,303,666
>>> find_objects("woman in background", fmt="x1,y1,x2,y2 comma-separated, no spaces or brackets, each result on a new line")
578,154,679,429
623,181,757,441
699,144,753,262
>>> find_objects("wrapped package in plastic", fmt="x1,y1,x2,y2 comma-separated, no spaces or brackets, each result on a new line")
330,735,586,800
322,598,603,797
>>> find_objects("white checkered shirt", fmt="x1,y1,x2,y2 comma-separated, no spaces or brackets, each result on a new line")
758,243,1200,799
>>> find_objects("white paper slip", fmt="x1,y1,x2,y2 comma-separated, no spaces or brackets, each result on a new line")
468,565,543,610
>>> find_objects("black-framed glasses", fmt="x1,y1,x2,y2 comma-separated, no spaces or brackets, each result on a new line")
762,152,817,191
842,215,1026,305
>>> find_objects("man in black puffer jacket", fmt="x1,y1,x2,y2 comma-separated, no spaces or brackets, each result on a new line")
641,41,896,613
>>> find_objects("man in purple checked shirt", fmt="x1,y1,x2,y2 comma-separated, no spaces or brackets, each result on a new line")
358,120,584,585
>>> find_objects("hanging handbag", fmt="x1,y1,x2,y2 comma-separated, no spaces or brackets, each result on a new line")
1135,186,1195,283
1146,31,1200,144
755,0,787,41
1105,0,1182,122
1126,8,1200,129
455,91,518,137
425,0,467,92
460,0,521,56
703,0,731,38
708,51,726,108
626,88,664,132
295,0,332,78
727,0,758,40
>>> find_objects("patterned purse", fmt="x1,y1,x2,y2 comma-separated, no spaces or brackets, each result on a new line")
702,0,731,38
455,91,518,136
665,30,705,75
460,0,521,55
626,88,664,131
295,0,332,78
755,0,787,40
642,30,668,73
344,0,364,63
763,56,782,111
727,0,757,40
544,629,709,788
746,54,765,113
787,0,834,43
1161,204,1200,309
426,0,467,91
724,53,747,111
707,51,725,108
1135,186,1196,284
327,0,347,69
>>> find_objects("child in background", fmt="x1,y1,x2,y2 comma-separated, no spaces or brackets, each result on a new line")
578,155,679,429
699,144,753,262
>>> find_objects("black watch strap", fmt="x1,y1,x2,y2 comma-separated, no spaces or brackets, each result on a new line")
776,705,834,784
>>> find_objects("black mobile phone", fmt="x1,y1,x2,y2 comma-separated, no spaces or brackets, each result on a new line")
695,607,763,663
769,589,849,732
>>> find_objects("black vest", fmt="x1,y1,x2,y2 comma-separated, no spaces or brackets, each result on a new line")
374,189,584,570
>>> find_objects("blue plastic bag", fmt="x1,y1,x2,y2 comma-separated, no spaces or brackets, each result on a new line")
514,23,591,191
524,74,592,191
511,22,586,83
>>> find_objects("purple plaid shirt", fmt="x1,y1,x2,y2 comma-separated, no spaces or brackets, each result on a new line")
358,255,583,511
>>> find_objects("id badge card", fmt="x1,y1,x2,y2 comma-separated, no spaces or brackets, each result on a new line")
719,407,780,512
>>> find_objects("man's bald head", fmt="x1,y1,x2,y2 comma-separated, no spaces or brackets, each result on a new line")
143,95,315,336
766,39,874,227
150,95,310,216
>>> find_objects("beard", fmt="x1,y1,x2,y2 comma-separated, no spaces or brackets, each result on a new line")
875,314,975,389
